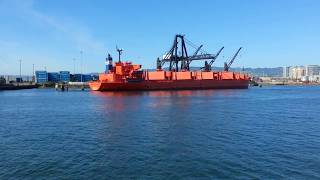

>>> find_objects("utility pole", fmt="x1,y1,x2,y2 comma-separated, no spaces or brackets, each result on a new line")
32,64,35,83
80,50,83,82
19,59,22,79
17,59,22,84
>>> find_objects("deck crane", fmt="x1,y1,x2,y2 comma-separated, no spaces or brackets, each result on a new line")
193,45,203,56
224,47,242,71
202,46,224,71
158,34,223,71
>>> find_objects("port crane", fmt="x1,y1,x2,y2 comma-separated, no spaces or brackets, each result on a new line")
224,47,242,71
158,34,224,71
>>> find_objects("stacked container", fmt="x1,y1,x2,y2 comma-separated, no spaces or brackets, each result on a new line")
59,71,70,82
35,71,48,84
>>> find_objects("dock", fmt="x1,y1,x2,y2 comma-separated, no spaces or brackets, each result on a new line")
0,83,39,90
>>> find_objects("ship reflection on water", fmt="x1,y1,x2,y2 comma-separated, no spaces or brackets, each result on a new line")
90,89,243,97
90,89,247,113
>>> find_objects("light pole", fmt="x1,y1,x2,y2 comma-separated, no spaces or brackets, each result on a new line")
73,58,76,75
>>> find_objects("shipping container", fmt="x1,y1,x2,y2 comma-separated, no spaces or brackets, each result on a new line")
83,74,93,82
35,71,48,84
48,72,60,82
59,71,70,82
73,74,82,82
16,77,23,83
73,74,93,82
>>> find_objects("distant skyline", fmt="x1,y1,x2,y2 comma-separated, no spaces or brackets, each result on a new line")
1,0,320,75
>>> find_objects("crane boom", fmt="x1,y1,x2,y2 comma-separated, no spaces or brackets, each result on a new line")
160,54,216,63
193,45,203,56
200,46,224,71
209,46,224,66
224,47,242,71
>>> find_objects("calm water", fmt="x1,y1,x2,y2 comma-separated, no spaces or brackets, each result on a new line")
1,86,320,179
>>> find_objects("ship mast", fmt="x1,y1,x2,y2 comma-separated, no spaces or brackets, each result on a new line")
116,46,123,62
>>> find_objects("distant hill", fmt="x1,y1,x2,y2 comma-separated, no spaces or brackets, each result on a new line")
171,67,283,77
2,67,283,80
228,67,283,77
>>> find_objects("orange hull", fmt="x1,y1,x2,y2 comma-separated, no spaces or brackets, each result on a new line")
89,79,249,91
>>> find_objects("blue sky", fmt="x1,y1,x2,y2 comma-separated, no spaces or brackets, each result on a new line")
0,0,319,75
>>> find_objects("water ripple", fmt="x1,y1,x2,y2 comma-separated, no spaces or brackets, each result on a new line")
1,86,320,179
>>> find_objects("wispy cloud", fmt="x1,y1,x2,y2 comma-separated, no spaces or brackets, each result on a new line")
1,0,107,54
0,0,108,74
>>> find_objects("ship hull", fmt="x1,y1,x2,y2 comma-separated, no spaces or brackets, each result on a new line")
89,79,249,91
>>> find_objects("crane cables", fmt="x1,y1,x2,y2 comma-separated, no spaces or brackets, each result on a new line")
184,37,209,55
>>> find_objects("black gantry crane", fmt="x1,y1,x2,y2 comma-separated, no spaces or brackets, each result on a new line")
158,34,224,71
160,34,189,71
224,47,242,71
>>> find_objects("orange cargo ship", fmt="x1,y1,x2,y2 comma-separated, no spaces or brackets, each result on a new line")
89,35,249,91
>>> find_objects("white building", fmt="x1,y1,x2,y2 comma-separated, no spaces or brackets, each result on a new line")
289,66,305,80
283,65,320,82
283,66,290,78
306,65,320,76
309,75,320,82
